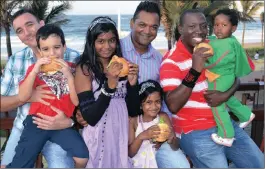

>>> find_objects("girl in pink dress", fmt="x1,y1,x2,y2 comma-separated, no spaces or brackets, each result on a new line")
74,16,140,168
129,80,179,168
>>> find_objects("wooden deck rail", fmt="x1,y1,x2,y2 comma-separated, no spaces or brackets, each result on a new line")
1,81,264,168
231,81,264,150
237,81,264,91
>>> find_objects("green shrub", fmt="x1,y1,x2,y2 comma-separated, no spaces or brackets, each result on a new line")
245,47,264,59
1,60,7,69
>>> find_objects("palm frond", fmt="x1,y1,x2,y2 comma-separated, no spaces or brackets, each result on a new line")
236,1,263,23
248,2,264,16
160,1,172,39
49,18,70,26
160,0,198,42
237,12,255,23
25,1,49,20
1,0,26,28
181,0,197,12
45,2,71,24
202,1,231,16
231,1,237,9
7,0,24,12
240,0,253,13
196,1,211,8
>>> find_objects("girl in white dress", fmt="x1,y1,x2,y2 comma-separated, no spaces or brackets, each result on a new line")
128,80,179,168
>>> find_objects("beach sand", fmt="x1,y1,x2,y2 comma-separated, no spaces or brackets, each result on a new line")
242,42,264,48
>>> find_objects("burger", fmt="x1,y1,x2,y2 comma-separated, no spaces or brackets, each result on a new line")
194,42,214,55
155,118,170,142
40,56,62,75
108,55,129,77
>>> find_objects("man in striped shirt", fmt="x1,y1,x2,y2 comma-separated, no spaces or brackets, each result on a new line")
1,9,78,168
120,3,162,83
121,1,190,168
160,9,264,168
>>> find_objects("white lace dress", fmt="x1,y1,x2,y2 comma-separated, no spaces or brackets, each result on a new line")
131,115,159,168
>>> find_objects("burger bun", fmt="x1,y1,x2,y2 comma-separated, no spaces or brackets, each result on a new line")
108,55,129,77
40,56,62,75
194,42,214,55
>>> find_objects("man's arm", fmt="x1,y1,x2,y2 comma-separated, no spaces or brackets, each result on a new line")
1,84,55,112
33,105,73,130
0,95,24,112
1,58,25,112
1,70,38,112
162,47,212,113
204,78,240,107
165,86,193,114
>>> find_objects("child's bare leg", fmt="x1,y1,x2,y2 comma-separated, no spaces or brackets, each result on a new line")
0,165,6,168
73,157,88,168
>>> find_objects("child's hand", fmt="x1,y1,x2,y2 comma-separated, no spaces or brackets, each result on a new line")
33,58,51,74
106,61,122,89
55,59,73,79
166,126,175,143
107,61,123,78
127,62,139,86
138,125,160,141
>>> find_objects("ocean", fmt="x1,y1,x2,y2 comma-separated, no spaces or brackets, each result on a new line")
1,15,263,60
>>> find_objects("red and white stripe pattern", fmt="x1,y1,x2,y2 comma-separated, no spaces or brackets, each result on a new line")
159,41,216,135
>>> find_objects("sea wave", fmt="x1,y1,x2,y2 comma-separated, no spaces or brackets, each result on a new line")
1,29,263,60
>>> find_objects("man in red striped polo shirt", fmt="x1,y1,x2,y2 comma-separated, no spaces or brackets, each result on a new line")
160,9,264,168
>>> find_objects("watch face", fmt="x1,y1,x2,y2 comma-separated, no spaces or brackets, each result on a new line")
71,120,75,127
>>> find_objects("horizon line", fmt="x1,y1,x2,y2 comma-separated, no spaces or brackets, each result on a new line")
66,14,261,18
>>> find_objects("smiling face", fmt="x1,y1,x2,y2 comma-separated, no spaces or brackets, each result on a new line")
214,14,237,39
141,91,162,118
39,34,66,59
94,31,117,60
130,11,160,47
178,12,208,49
13,13,44,48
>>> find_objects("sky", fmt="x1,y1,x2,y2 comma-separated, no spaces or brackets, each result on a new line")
60,1,263,16
65,1,141,15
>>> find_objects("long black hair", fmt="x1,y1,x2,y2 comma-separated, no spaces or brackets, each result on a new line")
77,16,123,91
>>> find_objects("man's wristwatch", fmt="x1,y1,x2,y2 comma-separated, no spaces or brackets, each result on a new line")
70,119,75,127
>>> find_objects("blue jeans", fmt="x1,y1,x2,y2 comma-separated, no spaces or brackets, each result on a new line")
180,120,264,168
156,142,190,168
158,103,190,168
1,126,74,168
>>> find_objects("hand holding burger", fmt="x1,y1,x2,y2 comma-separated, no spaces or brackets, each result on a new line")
39,56,73,79
32,57,52,74
155,118,170,142
54,59,73,79
106,55,124,89
192,42,214,72
108,55,139,86
40,56,61,75
194,42,214,55
107,55,129,77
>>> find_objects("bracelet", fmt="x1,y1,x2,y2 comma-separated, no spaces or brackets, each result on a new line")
101,87,115,97
103,82,116,93
182,68,201,88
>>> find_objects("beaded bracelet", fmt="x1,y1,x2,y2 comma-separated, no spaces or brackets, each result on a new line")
101,87,115,97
